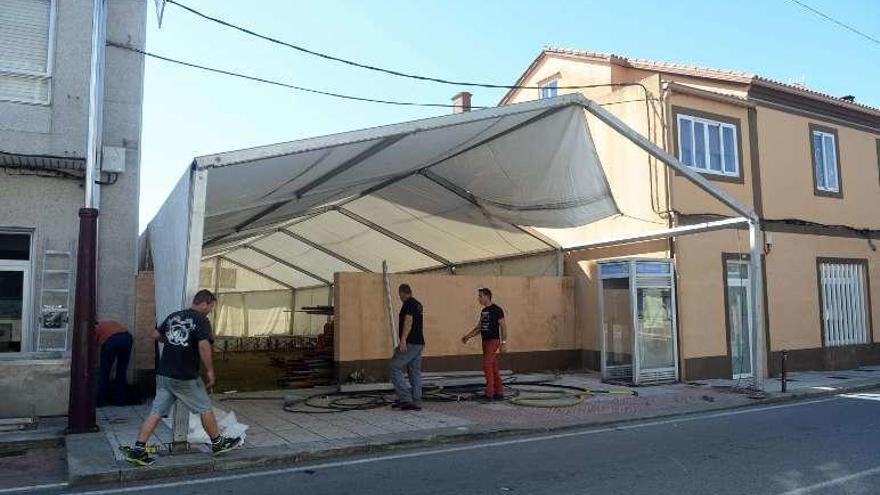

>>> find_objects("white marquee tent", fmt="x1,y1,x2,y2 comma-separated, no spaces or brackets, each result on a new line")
144,93,763,370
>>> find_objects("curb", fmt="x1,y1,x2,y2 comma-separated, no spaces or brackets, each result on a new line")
0,431,65,454
68,379,880,486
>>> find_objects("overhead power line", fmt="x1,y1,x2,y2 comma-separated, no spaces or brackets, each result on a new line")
165,0,648,94
110,42,654,110
108,42,481,109
785,0,880,47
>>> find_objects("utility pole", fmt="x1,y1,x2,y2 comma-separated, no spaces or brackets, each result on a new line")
68,0,107,434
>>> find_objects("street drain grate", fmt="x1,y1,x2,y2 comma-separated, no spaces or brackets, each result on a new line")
827,376,850,380
0,450,26,458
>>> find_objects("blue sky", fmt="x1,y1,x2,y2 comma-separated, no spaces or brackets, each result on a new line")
139,0,880,230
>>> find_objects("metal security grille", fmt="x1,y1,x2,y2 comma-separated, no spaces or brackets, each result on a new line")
820,262,869,347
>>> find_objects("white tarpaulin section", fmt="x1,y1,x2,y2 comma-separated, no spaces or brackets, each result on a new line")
147,95,620,311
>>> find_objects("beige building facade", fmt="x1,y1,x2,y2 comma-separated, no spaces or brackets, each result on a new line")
503,48,880,381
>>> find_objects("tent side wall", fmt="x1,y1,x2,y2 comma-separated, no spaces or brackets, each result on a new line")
148,167,208,324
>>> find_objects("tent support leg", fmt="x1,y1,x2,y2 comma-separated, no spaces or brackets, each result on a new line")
748,220,767,390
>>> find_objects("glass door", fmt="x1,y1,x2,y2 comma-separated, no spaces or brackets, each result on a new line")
0,262,30,353
635,287,676,383
602,277,633,382
726,261,753,379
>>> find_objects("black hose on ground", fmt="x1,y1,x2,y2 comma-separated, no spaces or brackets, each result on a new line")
279,378,637,414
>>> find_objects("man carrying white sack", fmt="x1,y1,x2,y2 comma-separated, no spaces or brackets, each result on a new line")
124,289,242,466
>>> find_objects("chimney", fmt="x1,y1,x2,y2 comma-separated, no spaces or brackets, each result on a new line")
841,95,856,103
451,92,472,113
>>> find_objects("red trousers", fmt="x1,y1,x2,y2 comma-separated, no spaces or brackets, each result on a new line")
482,339,503,397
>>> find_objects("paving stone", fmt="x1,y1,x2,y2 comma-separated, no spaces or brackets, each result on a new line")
275,427,324,444
244,432,287,448
67,432,120,485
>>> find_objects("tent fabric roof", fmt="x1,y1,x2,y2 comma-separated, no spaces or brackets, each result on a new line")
195,94,619,288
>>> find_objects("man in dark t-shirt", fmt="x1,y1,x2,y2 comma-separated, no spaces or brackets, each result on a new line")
123,290,242,466
390,283,425,411
462,288,508,400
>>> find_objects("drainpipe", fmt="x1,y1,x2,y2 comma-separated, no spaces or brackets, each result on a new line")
68,0,106,434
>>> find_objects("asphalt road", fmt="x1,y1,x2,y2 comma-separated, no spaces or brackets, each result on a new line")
13,390,880,495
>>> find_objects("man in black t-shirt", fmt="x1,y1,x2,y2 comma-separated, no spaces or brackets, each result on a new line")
123,290,242,466
462,288,507,400
390,283,425,411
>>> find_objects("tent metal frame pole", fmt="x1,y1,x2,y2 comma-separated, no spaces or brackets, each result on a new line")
211,256,220,323
207,201,338,249
213,256,295,290
419,169,563,250
563,217,750,252
580,100,752,220
335,206,454,268
277,229,373,273
407,248,557,274
580,97,765,391
289,288,296,335
206,107,570,251
294,134,408,199
245,245,333,286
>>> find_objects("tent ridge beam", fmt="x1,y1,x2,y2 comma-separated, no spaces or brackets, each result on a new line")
335,206,454,268
245,245,333,285
419,169,560,250
277,229,373,273
213,255,296,290
294,134,408,199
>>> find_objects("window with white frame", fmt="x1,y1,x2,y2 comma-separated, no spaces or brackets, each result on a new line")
811,128,840,194
0,0,53,104
819,261,869,347
677,113,739,177
539,80,558,99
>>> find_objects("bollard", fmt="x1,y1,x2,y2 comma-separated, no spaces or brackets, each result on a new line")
781,350,789,393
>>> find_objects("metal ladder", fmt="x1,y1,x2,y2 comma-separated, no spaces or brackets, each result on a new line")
37,244,73,352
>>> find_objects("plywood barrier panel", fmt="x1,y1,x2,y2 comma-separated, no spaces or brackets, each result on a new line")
335,273,575,362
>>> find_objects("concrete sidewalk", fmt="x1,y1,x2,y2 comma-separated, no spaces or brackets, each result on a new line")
58,367,880,486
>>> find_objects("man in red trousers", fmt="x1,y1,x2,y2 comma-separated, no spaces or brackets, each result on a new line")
461,288,507,401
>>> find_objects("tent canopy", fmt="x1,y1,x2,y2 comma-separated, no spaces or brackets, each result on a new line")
186,94,620,289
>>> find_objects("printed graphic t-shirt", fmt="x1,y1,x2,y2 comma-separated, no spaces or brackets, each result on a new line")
157,309,213,380
398,297,425,345
479,304,505,341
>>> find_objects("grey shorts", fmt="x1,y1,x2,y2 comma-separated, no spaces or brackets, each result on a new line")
149,375,213,416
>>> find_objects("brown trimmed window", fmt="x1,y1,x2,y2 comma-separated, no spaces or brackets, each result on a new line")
676,114,739,178
810,127,840,195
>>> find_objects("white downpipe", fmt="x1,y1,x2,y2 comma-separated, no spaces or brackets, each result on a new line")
84,0,106,209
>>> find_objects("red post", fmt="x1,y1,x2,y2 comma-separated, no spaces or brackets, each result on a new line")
68,208,99,434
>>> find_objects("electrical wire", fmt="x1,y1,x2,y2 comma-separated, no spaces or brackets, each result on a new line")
110,42,658,114
785,0,880,47
166,0,650,95
107,42,480,109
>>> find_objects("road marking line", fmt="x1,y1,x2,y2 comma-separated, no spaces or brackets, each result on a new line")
0,482,69,494
68,397,837,494
779,465,880,494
